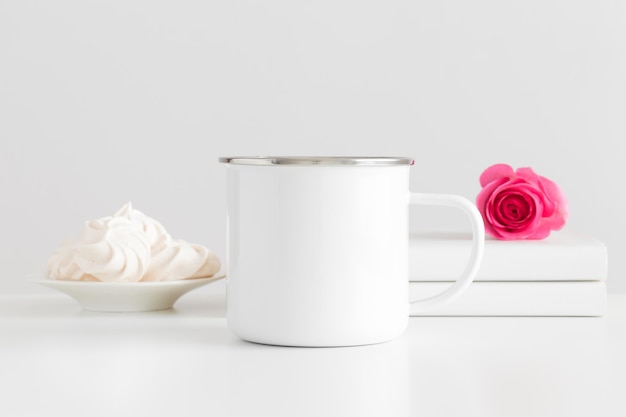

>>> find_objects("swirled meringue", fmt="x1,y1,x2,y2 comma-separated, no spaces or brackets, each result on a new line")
114,202,170,254
75,217,151,282
46,239,97,281
46,202,221,282
47,217,151,282
142,240,221,282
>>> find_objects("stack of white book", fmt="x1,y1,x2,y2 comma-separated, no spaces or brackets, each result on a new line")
409,231,608,316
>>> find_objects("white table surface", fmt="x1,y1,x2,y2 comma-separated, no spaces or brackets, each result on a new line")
2,282,625,417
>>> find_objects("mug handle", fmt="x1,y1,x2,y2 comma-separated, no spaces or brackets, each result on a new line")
409,193,485,313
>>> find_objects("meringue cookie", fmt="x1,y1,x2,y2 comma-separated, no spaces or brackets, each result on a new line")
72,216,152,282
141,240,221,282
114,202,171,254
46,202,221,282
46,238,97,281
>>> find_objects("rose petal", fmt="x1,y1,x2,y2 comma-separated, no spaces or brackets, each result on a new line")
541,208,567,231
479,164,515,187
494,192,533,226
494,191,537,232
515,167,540,186
476,178,509,238
525,221,553,239
537,175,569,221
484,182,546,240
476,177,507,212
481,181,525,238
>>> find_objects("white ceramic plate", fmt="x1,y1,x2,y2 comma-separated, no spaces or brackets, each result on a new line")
33,274,225,312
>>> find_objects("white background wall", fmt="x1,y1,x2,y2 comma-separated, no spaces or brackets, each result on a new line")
1,0,624,294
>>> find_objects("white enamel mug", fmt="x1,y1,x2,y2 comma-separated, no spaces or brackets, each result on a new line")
220,156,484,347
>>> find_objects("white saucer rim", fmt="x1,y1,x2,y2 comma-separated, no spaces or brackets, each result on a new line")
31,273,226,287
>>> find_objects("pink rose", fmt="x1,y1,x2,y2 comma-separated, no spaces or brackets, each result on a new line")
476,164,568,240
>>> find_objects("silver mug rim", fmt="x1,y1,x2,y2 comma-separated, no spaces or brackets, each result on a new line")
218,156,414,166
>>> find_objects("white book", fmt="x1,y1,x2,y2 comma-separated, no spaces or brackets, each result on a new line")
409,281,607,316
409,231,607,281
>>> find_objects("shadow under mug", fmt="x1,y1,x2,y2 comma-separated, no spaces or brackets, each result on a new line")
220,156,485,347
